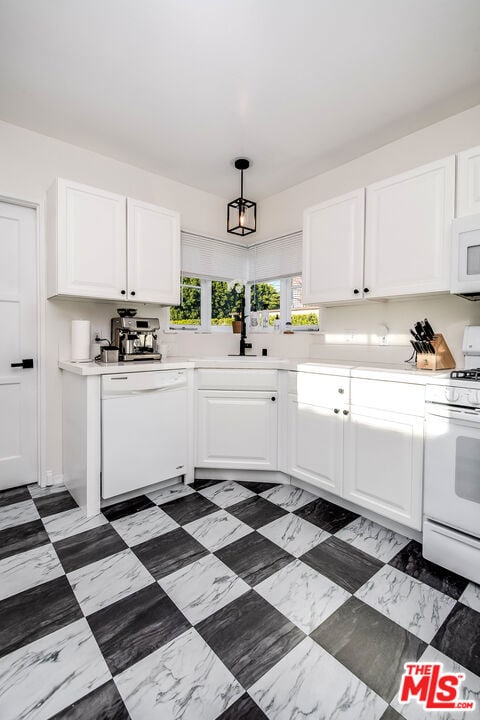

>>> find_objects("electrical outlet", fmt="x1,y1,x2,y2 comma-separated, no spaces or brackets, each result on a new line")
94,328,103,342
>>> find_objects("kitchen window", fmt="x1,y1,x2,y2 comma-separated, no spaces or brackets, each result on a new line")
170,274,320,331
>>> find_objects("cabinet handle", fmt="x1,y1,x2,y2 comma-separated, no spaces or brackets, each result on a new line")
353,289,359,295
121,290,126,295
271,396,276,402
334,408,340,414
130,291,136,296
338,388,344,394
343,409,349,415
364,288,369,293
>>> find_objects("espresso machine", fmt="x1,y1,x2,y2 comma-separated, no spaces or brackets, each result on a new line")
111,315,161,361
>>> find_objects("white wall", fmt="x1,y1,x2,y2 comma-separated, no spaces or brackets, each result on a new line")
0,119,229,479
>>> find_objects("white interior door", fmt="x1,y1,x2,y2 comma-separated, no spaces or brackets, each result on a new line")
0,202,38,489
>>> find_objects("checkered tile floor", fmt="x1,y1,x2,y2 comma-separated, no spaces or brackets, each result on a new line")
1,479,479,720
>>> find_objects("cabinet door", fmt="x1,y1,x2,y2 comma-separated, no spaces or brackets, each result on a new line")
457,145,480,216
287,395,343,495
127,198,180,304
56,178,127,300
196,391,277,470
303,189,365,304
343,406,423,529
365,157,455,297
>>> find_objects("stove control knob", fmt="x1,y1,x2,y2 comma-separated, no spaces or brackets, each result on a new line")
469,390,480,405
445,388,460,403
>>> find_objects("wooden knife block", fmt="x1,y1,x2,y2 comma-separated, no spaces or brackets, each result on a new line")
416,334,456,371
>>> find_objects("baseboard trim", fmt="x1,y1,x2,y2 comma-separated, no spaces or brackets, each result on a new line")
194,468,289,485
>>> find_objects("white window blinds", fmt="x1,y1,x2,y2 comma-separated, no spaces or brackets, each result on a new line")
181,232,247,280
248,232,302,281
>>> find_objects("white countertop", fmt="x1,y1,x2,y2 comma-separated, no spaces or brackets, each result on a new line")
59,356,453,384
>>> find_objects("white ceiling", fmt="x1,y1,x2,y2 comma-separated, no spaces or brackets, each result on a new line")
1,0,480,200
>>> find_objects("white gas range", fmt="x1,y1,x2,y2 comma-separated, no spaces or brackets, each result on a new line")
423,327,480,585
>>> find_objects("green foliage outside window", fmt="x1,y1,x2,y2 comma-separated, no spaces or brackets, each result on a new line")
170,277,201,325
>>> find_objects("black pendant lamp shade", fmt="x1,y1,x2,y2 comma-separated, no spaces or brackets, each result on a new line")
227,158,256,236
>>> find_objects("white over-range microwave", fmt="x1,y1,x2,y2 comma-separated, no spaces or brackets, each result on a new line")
451,212,480,300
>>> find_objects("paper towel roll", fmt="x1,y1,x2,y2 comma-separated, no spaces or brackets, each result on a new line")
71,320,91,362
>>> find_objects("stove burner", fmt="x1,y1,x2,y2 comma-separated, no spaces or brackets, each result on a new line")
451,368,480,380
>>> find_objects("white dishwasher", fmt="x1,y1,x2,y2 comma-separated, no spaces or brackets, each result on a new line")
101,370,188,498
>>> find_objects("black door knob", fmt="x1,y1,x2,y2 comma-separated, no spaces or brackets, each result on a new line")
271,396,276,402
353,289,359,295
11,359,34,369
334,408,340,414
121,290,126,295
364,288,369,293
130,291,136,296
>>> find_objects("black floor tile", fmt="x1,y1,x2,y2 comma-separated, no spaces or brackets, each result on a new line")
294,497,359,533
33,490,78,518
102,494,155,522
0,485,31,507
0,519,49,561
389,540,469,599
431,603,480,675
88,582,190,675
133,527,209,580
49,680,130,720
380,707,406,720
227,496,288,530
0,575,82,659
54,524,127,573
161,492,218,525
189,479,223,490
301,536,383,593
217,693,268,719
215,531,294,586
311,596,426,702
236,481,280,495
197,589,304,688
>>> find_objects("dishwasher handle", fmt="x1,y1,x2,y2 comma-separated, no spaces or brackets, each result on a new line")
102,371,187,398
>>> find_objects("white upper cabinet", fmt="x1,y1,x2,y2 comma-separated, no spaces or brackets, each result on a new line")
303,189,365,304
364,157,455,298
48,179,180,304
127,198,180,305
48,178,127,300
457,145,480,217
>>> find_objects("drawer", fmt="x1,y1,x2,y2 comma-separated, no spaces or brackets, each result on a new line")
351,378,425,416
288,371,349,408
196,369,278,391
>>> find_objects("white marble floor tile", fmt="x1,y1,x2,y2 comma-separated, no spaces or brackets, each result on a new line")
198,480,256,508
459,582,480,613
249,636,387,720
28,483,65,498
0,500,39,531
0,543,63,601
258,513,330,557
67,548,154,615
0,618,110,720
184,509,252,552
116,627,243,720
42,506,108,542
111,506,179,547
259,484,316,511
159,553,249,625
335,516,410,563
147,483,195,505
255,559,350,633
355,565,456,643
391,645,480,720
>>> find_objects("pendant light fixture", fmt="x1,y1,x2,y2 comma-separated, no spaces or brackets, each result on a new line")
227,158,256,236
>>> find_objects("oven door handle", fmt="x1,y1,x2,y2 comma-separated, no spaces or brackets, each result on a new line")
426,407,480,424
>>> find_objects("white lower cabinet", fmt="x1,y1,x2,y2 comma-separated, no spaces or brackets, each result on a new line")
343,406,423,530
196,390,278,470
288,395,343,494
287,373,424,530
